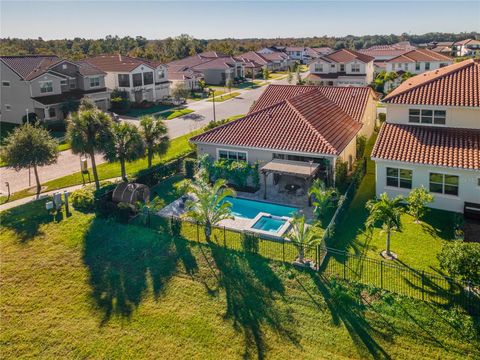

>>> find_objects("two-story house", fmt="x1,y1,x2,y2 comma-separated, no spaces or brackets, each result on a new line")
453,39,480,57
384,49,453,91
236,51,291,77
0,55,110,124
307,49,375,86
167,52,244,86
85,55,170,103
372,59,480,213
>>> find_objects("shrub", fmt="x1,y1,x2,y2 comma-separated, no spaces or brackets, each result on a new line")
184,158,196,179
110,89,130,114
378,112,386,123
70,186,95,212
335,159,348,191
242,232,259,253
22,112,38,124
356,135,367,159
438,242,480,284
136,153,193,186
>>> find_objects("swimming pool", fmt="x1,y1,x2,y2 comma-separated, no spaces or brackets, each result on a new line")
220,197,298,220
252,215,287,233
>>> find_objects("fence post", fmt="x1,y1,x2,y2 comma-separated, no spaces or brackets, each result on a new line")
343,252,346,280
421,270,425,301
380,260,384,289
282,238,285,263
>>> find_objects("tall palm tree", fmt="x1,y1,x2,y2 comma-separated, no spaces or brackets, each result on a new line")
183,178,236,243
104,122,145,181
67,108,113,190
366,193,404,258
284,214,321,264
138,115,169,168
308,179,336,223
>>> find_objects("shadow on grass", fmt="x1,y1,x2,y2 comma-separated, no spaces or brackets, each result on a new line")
209,244,300,360
0,199,56,242
307,273,392,360
420,208,455,240
83,218,179,325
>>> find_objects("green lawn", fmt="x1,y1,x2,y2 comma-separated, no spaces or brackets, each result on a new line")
126,104,174,117
207,92,240,102
156,108,194,120
1,199,478,359
1,130,201,204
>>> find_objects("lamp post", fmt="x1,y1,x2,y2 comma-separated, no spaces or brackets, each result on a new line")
5,182,10,202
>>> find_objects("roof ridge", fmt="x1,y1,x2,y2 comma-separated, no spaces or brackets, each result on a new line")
384,59,475,102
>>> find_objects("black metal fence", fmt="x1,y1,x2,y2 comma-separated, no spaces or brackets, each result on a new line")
130,211,480,314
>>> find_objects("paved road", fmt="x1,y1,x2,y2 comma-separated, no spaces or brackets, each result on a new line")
0,76,292,195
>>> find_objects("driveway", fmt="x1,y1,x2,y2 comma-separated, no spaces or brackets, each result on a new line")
0,76,292,195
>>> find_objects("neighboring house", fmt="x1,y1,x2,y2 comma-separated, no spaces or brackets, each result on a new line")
307,49,375,86
166,52,244,86
191,84,378,186
167,66,203,91
285,47,307,63
304,47,333,61
0,55,110,124
85,55,170,103
384,48,453,91
358,42,416,72
452,39,480,57
372,59,480,213
430,42,455,57
237,51,291,74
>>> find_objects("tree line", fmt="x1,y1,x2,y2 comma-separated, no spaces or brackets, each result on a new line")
1,32,478,62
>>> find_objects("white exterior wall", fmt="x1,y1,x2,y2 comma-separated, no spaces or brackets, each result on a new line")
375,160,480,213
309,59,374,86
386,60,453,74
386,103,479,129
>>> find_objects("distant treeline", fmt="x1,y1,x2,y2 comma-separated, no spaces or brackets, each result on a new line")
1,32,478,63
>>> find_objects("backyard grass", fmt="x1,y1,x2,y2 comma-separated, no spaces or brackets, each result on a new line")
1,130,201,204
1,199,478,359
126,104,174,117
157,108,194,120
207,92,240,102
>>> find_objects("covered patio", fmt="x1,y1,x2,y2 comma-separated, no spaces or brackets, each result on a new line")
260,159,320,206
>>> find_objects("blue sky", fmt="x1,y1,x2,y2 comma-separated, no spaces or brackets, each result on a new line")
1,1,479,39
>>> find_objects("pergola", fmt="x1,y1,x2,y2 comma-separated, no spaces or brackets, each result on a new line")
260,159,320,205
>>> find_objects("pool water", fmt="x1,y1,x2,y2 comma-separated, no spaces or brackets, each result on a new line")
252,216,287,233
220,197,298,219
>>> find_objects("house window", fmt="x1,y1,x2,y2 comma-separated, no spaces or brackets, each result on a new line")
143,72,153,85
5,104,11,111
314,64,323,72
440,63,448,68
2,81,10,86
69,79,76,89
118,74,130,87
340,64,345,72
351,64,360,73
409,109,446,124
60,79,67,86
40,81,53,93
89,76,100,88
62,64,67,69
48,107,56,118
415,63,420,71
429,173,459,196
218,149,247,162
386,167,412,189
157,69,165,79
425,62,430,70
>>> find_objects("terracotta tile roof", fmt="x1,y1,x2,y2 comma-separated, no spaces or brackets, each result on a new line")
85,55,155,72
250,84,376,122
1,55,62,80
75,61,106,76
455,39,480,46
323,49,374,64
237,51,270,66
387,48,452,63
358,42,416,58
383,59,480,107
311,47,333,55
372,123,480,170
191,88,362,156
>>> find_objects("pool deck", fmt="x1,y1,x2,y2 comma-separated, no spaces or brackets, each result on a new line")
157,190,315,236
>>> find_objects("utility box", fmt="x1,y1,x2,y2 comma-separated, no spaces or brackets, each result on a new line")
80,158,88,173
53,192,62,210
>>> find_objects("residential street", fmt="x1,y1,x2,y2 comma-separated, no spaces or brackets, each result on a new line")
0,76,293,195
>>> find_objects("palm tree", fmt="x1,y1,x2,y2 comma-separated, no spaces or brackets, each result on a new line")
401,71,415,82
183,178,236,243
284,214,321,264
104,122,145,181
366,193,404,258
308,179,336,223
139,115,169,168
67,108,113,190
